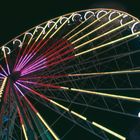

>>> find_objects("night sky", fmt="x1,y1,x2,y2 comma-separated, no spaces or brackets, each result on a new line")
0,0,140,46
0,0,140,139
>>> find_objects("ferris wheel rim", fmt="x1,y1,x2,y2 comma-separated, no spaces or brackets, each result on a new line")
1,8,140,48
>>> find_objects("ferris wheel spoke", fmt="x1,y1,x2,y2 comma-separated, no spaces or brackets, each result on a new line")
16,39,48,72
17,107,28,140
75,31,140,57
20,40,72,75
13,37,29,71
50,100,126,140
45,95,138,118
17,79,140,102
16,81,125,140
2,49,11,75
46,43,73,62
11,84,37,139
15,19,49,70
21,55,46,72
0,76,5,80
25,69,140,79
0,77,7,103
18,68,140,82
73,19,134,49
71,14,123,45
49,13,74,39
17,14,74,71
13,30,36,71
63,12,94,39
67,69,140,76
25,91,109,140
21,39,66,71
36,16,62,42
67,11,111,41
46,55,75,69
0,65,8,76
61,87,140,102
43,42,139,77
15,36,46,71
0,73,6,78
14,83,60,140
17,80,62,89
20,57,47,76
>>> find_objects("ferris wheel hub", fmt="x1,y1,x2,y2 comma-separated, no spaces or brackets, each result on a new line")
8,71,21,82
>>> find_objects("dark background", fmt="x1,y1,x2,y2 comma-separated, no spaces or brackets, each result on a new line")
0,0,140,46
0,0,140,139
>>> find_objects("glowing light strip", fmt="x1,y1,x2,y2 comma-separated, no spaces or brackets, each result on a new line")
71,110,87,120
51,100,125,139
63,13,95,39
21,57,46,73
22,124,28,140
74,19,135,49
16,18,61,70
17,107,28,140
50,100,69,111
68,11,111,41
3,50,10,75
17,79,140,102
21,66,46,76
16,82,125,139
36,113,59,140
50,98,125,139
0,65,8,76
75,31,140,57
16,16,67,72
0,73,6,78
49,13,74,39
28,28,38,45
72,14,123,45
21,57,46,74
92,122,126,140
69,88,140,102
0,77,7,101
14,84,59,140
42,17,62,40
68,69,140,76
25,68,140,79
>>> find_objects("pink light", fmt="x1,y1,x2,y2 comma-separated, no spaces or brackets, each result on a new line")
17,80,61,89
16,53,33,71
16,82,50,102
0,73,6,77
0,65,8,76
21,57,46,73
14,83,37,113
21,65,47,76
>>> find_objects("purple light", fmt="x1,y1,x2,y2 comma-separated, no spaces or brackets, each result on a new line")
17,52,37,71
21,65,47,76
14,83,25,97
21,57,46,73
16,53,33,71
0,73,6,77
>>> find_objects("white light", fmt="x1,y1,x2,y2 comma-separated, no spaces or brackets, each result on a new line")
138,112,140,118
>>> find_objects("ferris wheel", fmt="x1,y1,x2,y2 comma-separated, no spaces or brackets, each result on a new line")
0,8,140,140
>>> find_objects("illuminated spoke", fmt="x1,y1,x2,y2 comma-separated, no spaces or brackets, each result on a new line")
71,14,123,45
14,84,59,140
17,107,28,140
67,11,111,41
2,49,10,75
75,31,140,57
17,80,140,102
